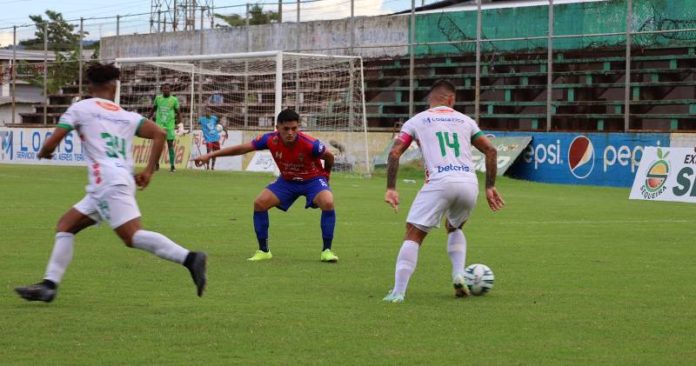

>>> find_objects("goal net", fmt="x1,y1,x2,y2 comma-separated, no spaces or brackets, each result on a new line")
115,51,370,175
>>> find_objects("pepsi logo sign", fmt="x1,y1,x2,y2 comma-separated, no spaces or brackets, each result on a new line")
568,135,595,179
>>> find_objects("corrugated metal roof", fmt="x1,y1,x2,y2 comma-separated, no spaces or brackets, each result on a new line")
0,49,95,62
0,96,38,105
394,0,610,15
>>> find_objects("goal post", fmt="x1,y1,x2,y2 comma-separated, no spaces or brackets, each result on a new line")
115,51,370,175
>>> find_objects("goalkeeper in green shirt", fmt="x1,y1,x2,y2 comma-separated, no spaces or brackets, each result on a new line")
150,83,179,172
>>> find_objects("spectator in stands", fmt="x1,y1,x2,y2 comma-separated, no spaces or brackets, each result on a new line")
150,83,179,172
208,92,224,105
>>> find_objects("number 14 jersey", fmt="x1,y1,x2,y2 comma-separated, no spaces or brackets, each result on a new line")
397,106,483,184
57,98,145,192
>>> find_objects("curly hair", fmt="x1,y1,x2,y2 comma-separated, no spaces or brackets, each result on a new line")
86,62,121,85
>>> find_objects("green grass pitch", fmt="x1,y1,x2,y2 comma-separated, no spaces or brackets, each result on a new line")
1,164,694,365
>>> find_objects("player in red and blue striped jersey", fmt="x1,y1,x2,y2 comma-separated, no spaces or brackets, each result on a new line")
193,109,339,262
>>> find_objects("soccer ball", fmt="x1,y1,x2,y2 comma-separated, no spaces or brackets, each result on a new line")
464,263,495,296
215,124,224,132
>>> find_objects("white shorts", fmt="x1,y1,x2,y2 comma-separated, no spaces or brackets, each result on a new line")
74,184,141,229
406,180,478,232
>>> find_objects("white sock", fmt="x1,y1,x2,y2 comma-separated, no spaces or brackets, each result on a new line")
392,240,420,295
132,230,189,264
44,232,75,284
447,229,467,278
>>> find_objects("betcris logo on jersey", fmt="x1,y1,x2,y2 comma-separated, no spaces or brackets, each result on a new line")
491,131,670,187
436,163,471,173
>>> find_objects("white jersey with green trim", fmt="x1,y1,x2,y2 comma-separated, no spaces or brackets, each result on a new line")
399,106,482,184
57,98,145,192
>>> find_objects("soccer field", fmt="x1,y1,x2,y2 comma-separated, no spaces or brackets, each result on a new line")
1,164,694,365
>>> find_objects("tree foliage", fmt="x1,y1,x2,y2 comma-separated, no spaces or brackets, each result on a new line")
215,4,280,28
17,10,92,94
19,10,84,51
18,50,81,94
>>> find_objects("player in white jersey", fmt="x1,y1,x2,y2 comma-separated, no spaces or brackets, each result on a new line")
15,63,207,302
382,79,505,303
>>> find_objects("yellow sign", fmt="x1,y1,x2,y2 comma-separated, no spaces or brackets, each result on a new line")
132,135,192,170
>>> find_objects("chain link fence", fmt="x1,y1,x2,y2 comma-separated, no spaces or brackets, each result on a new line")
2,0,695,131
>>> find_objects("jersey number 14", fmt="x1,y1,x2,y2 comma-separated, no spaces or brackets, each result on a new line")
436,131,460,157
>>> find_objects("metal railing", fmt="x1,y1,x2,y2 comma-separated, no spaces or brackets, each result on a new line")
1,0,694,131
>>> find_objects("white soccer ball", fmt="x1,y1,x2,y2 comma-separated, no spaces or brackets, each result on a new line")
215,124,224,132
464,263,495,296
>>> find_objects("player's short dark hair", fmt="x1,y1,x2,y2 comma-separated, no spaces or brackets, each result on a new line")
430,79,457,94
162,83,171,88
86,63,120,85
276,108,300,124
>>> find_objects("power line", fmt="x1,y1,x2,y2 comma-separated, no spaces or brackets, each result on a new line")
0,0,411,32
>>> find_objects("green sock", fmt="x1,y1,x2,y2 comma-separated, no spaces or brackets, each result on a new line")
167,140,175,168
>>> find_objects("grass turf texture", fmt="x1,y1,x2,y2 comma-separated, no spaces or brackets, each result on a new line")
1,164,694,365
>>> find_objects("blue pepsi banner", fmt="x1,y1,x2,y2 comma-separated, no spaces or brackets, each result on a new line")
485,131,671,187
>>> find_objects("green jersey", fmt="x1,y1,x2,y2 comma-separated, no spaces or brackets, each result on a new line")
153,95,179,130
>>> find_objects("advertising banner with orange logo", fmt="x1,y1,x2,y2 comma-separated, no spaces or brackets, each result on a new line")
132,134,192,170
630,147,696,203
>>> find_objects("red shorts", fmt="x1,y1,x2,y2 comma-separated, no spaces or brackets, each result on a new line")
206,141,220,153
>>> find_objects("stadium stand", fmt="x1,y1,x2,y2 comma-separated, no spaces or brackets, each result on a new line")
363,45,695,132
11,0,696,134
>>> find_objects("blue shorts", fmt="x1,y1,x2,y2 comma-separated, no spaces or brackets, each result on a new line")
267,177,331,211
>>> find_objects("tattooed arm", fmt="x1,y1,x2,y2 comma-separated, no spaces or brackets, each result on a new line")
472,135,505,211
385,137,411,212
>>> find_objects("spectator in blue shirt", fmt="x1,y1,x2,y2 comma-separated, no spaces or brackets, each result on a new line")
198,107,221,170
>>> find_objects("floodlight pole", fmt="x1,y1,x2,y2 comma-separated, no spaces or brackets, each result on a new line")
350,0,355,54
294,1,301,112
198,7,206,125
546,0,553,131
79,17,84,98
190,63,195,132
408,0,415,116
245,3,250,128
116,15,121,59
43,23,48,125
11,26,16,124
624,0,632,131
173,0,178,31
475,0,481,123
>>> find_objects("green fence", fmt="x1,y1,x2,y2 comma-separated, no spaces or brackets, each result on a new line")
415,0,696,55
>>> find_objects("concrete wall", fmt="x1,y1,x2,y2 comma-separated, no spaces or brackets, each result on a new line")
101,15,408,60
0,103,34,126
101,0,696,62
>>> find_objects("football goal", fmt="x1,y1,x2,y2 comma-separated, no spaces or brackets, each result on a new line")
115,51,370,174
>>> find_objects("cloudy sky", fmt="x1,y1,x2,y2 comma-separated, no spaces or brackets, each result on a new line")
0,0,428,46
